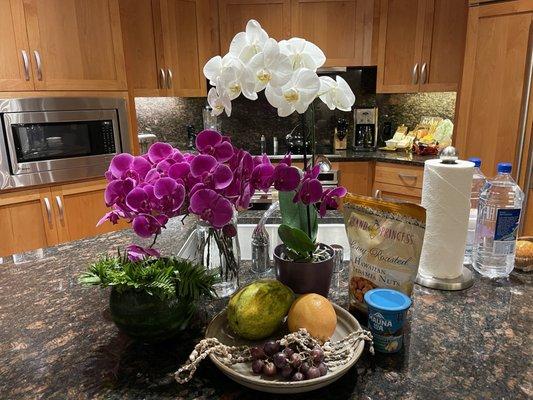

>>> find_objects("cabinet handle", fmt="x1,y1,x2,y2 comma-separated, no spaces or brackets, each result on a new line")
33,50,42,81
159,68,166,89
21,50,30,81
43,197,52,224
55,195,64,222
421,63,428,84
167,68,173,89
398,173,418,181
412,63,419,85
374,189,382,199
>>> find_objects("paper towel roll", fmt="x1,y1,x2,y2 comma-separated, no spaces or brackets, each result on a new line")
418,159,474,279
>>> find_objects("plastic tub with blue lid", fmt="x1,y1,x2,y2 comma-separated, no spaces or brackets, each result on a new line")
364,288,412,353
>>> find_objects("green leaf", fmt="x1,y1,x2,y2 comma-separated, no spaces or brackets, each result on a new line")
278,224,316,256
279,190,318,242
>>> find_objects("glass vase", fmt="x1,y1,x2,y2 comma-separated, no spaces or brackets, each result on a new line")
194,212,240,297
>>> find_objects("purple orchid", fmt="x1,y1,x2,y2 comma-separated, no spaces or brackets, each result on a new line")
272,163,301,191
132,214,168,238
126,244,161,262
196,130,234,162
320,186,348,217
293,164,323,204
190,154,233,190
189,188,233,228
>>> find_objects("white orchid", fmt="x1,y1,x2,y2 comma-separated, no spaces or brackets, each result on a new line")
318,76,356,111
248,38,292,91
207,87,232,117
203,19,356,118
229,19,269,63
265,68,320,117
279,38,326,71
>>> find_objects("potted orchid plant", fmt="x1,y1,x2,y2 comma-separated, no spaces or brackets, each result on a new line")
201,19,354,295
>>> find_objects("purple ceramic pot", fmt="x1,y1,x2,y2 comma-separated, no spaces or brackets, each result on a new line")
274,243,334,297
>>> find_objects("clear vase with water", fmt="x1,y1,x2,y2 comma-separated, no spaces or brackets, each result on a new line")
473,162,524,278
194,212,240,297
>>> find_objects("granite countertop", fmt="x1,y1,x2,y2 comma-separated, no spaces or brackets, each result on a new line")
0,213,531,400
264,150,437,166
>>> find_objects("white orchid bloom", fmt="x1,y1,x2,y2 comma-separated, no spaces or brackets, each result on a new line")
279,38,326,71
208,87,232,117
229,19,269,63
248,38,292,92
265,68,320,117
204,54,257,101
318,75,355,111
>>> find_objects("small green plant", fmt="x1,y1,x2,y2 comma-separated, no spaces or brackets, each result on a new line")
79,253,218,301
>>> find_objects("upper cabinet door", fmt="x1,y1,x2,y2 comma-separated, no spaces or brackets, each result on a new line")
0,0,34,90
219,0,291,53
119,0,167,96
419,0,468,92
291,0,377,67
161,0,204,96
377,0,426,93
22,0,127,91
455,2,533,177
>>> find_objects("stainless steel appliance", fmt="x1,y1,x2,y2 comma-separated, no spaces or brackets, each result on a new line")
352,107,378,152
0,97,131,189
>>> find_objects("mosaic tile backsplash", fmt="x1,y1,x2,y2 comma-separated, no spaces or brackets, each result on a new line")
135,69,456,155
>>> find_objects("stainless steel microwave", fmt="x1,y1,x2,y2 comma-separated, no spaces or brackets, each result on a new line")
0,97,131,189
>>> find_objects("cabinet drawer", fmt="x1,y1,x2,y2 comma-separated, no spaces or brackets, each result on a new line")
372,182,421,204
374,162,424,189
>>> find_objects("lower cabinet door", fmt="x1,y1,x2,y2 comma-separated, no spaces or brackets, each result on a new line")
0,188,58,257
51,180,128,243
338,161,374,196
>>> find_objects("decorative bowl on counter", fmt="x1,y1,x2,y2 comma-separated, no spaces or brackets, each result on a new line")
204,303,365,394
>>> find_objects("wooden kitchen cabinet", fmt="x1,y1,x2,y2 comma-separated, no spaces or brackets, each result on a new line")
22,0,127,91
377,0,467,93
0,0,34,91
218,0,291,53
51,180,128,243
372,162,423,204
290,0,378,67
338,161,374,196
0,188,59,257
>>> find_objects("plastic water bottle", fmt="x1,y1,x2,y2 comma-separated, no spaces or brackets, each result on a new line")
473,162,524,278
464,158,487,265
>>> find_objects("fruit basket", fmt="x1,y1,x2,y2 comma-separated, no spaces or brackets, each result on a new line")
203,303,366,394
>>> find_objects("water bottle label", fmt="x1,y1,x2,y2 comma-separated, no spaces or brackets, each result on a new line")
493,208,521,254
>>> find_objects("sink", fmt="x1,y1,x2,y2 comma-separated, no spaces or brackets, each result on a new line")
178,224,350,261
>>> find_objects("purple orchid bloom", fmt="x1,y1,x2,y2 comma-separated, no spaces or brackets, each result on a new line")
196,130,234,162
153,177,186,215
190,154,233,190
108,153,152,181
125,186,154,214
189,188,233,228
104,178,136,208
293,165,323,204
251,155,275,191
272,163,301,191
126,244,160,261
132,213,168,238
319,186,348,217
147,142,174,163
96,210,125,227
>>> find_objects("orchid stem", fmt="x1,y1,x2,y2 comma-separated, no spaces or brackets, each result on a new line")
149,233,159,249
301,111,312,240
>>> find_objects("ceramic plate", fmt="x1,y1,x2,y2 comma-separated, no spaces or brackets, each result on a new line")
205,304,364,394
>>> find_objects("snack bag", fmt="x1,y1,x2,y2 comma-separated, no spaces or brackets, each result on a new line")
343,194,426,315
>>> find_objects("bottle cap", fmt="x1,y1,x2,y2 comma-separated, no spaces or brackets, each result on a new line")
468,157,481,167
497,162,512,173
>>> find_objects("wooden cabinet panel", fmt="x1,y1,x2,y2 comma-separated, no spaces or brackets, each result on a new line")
0,0,34,91
291,0,377,67
22,0,127,90
420,0,468,91
374,162,424,189
162,0,204,96
338,161,374,196
455,2,533,177
0,188,58,257
119,0,167,96
377,0,426,93
523,189,533,235
51,180,127,243
219,0,291,53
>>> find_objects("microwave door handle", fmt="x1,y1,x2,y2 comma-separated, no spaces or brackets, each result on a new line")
55,195,64,222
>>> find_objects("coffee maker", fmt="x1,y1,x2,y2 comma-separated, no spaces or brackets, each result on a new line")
352,107,378,151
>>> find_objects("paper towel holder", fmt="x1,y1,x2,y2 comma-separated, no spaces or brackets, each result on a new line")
439,146,459,164
415,266,474,291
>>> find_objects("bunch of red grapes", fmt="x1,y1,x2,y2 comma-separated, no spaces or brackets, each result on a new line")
250,340,328,381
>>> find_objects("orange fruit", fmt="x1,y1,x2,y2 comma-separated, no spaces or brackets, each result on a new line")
287,293,337,343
